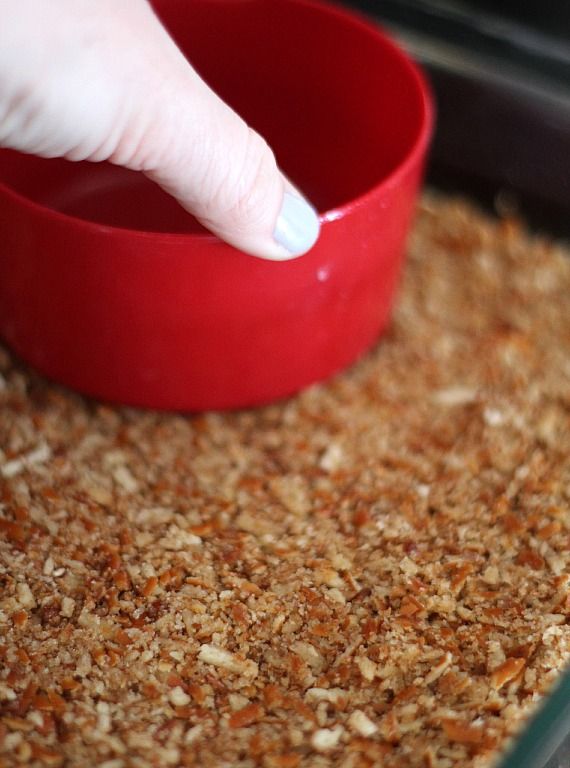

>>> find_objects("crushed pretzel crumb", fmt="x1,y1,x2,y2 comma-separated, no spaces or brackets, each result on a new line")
1,195,569,768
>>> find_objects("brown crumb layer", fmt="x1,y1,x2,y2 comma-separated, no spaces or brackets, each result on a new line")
1,194,569,768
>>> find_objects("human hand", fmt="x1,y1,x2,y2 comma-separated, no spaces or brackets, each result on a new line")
0,0,320,260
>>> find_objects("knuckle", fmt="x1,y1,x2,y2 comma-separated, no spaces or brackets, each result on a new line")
0,83,42,148
236,130,278,222
203,126,279,231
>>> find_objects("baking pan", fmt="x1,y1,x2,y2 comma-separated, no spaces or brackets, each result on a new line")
345,0,570,238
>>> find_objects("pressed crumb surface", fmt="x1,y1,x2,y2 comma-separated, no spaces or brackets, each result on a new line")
1,194,569,768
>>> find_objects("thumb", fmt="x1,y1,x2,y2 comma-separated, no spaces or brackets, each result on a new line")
105,3,321,261
144,75,321,261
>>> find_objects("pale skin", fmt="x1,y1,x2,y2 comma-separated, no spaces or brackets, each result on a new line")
0,0,320,260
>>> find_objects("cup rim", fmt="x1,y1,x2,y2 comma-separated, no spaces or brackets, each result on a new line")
0,0,434,245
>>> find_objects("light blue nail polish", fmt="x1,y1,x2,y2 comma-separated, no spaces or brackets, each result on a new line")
273,192,320,257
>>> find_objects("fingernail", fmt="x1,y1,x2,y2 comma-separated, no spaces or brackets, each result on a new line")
273,192,320,257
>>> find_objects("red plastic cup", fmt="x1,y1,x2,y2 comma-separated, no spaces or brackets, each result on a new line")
0,0,433,411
